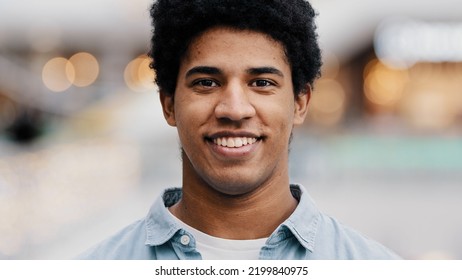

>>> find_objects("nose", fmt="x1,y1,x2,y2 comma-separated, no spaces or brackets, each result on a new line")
214,81,256,121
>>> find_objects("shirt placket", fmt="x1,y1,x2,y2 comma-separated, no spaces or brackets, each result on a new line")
170,231,202,260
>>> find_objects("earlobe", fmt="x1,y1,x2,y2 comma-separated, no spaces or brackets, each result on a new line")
293,84,311,125
159,90,177,127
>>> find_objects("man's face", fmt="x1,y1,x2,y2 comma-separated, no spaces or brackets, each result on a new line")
160,27,309,195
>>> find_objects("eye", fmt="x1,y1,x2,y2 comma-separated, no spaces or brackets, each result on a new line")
193,79,219,87
250,79,275,87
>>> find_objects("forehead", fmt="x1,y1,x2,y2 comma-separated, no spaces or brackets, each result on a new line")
181,27,290,69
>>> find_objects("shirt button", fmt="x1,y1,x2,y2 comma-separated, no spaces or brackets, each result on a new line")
180,235,190,245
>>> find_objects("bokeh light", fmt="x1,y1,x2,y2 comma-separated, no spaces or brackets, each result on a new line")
364,59,461,130
400,89,453,129
68,52,99,87
309,79,346,126
124,55,156,92
42,53,99,92
399,63,458,130
364,59,409,107
42,57,75,92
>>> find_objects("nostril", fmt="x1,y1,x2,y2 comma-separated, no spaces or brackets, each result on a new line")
214,101,256,121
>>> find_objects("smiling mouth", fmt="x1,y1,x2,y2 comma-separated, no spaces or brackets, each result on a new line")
212,137,259,148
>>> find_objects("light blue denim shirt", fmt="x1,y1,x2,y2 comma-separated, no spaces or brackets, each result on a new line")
78,184,400,260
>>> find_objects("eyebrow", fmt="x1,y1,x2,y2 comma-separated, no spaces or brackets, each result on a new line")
247,67,284,77
185,66,222,78
185,66,284,78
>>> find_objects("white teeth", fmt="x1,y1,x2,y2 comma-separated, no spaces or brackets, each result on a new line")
227,138,235,147
213,137,258,148
235,138,243,147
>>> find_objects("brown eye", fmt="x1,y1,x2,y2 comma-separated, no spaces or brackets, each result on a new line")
251,80,274,87
194,79,218,87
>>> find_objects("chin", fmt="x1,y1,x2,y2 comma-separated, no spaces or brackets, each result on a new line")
207,178,262,196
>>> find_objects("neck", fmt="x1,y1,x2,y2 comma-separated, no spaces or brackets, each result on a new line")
169,160,298,239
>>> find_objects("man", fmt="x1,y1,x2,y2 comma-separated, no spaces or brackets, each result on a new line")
79,0,400,259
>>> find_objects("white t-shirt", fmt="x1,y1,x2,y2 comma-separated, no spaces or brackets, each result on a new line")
168,210,267,260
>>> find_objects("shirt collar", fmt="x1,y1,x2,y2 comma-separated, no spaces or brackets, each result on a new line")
144,185,321,252
145,188,183,246
278,184,321,252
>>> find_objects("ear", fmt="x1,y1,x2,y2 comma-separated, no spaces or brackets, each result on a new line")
159,90,177,127
293,84,311,125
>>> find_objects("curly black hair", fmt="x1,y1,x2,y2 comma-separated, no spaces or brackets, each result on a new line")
149,0,322,97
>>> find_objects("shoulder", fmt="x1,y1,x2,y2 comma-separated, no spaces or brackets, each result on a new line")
313,213,401,259
289,184,400,259
76,219,154,260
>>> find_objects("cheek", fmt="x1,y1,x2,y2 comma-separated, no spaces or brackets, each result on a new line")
259,97,295,129
174,96,194,124
174,100,208,139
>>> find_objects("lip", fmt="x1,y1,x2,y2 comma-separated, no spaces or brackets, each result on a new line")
207,130,261,139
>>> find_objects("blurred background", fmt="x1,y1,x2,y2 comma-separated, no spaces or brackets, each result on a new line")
0,0,461,260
